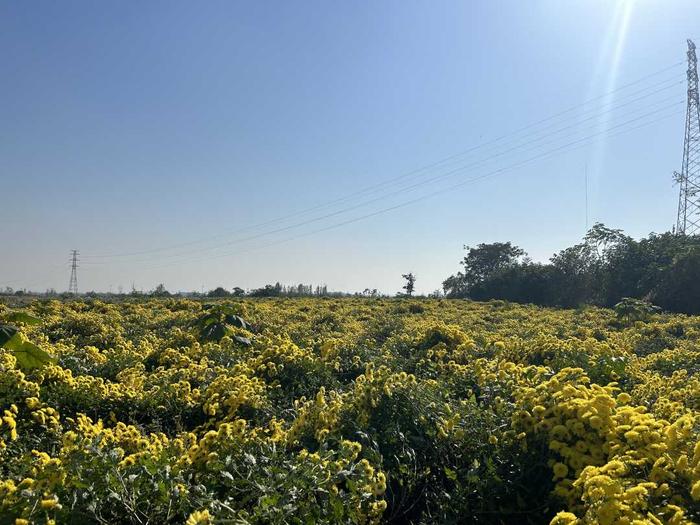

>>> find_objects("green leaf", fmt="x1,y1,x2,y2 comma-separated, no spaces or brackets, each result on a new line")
260,495,277,509
234,335,252,346
444,467,457,481
199,316,218,328
201,323,227,342
11,340,56,370
5,311,42,326
226,314,251,331
0,324,18,347
331,498,344,519
3,333,23,351
218,305,238,316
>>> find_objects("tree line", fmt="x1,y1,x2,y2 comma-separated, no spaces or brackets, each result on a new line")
442,224,700,314
152,283,335,298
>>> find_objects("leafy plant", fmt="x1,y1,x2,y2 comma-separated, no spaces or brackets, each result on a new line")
5,311,42,325
0,311,55,370
194,304,253,344
614,297,661,324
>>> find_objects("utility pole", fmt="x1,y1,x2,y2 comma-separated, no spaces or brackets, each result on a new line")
68,250,79,294
675,39,700,235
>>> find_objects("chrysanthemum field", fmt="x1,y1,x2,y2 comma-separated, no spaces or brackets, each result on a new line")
1,298,700,524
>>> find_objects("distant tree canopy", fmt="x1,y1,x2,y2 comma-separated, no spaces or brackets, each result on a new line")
443,242,525,298
443,224,700,314
401,273,416,297
151,284,171,297
207,287,230,298
200,284,337,299
248,283,331,298
249,283,283,298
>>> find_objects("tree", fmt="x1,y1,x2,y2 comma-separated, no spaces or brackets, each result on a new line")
249,284,282,297
401,273,416,297
652,246,700,314
439,225,700,314
207,287,230,298
443,242,525,298
470,262,556,305
232,287,245,297
442,274,469,298
548,243,599,307
464,242,525,283
546,224,631,307
584,222,629,261
151,284,170,297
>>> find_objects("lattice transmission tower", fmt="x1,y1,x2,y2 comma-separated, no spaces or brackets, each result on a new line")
675,39,700,235
68,249,79,294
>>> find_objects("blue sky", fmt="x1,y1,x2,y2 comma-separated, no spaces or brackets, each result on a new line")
1,0,699,294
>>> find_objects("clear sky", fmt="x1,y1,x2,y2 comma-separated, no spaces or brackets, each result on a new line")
2,0,699,295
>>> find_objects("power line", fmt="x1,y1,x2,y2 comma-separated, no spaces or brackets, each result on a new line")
83,72,683,261
161,98,683,262
138,106,684,271
233,110,683,260
85,85,684,265
83,97,683,268
81,62,684,260
86,97,684,268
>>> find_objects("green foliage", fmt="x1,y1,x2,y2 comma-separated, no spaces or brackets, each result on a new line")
651,246,700,314
3,298,700,524
614,297,661,324
195,304,253,344
443,242,525,298
4,337,56,370
443,226,700,314
207,286,230,298
401,273,416,297
0,324,18,347
0,311,55,370
249,283,283,297
4,311,42,326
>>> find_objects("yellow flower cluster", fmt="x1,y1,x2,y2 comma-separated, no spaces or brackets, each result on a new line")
1,404,19,446
510,367,700,524
2,297,700,523
201,371,266,419
351,363,418,426
287,386,345,444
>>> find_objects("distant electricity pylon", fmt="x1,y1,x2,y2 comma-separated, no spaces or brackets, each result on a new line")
68,250,79,294
675,39,700,236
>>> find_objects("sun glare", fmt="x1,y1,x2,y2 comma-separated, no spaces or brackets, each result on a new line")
584,0,636,218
